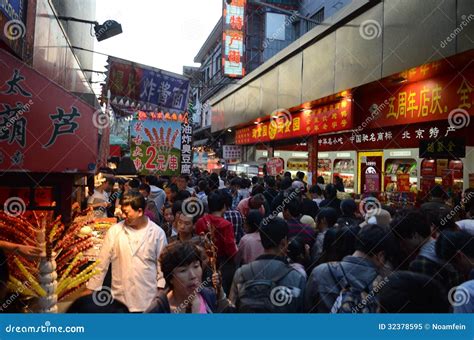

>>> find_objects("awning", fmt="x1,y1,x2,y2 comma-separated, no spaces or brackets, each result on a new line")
0,49,99,173
193,138,209,147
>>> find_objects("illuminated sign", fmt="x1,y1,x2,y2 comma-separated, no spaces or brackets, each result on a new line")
222,0,246,78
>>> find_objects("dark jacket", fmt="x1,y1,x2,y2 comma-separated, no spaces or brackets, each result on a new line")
420,198,450,217
409,240,464,291
229,254,306,313
305,255,379,313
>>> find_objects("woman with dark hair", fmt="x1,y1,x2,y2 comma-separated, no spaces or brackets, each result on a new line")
146,242,232,313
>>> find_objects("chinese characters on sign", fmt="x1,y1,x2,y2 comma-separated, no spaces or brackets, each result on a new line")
236,99,352,144
419,137,466,159
222,0,246,77
222,145,242,160
131,120,183,176
180,113,193,175
106,57,190,112
317,122,470,152
360,69,473,128
0,49,98,172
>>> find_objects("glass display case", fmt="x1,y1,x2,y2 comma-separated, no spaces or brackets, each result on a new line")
333,159,355,193
385,159,417,192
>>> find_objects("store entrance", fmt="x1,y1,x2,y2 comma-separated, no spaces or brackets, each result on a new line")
358,151,384,193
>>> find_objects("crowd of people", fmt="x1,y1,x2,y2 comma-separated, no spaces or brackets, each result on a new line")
1,168,473,314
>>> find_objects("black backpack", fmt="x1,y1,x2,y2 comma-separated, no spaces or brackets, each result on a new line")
237,264,294,313
328,262,381,313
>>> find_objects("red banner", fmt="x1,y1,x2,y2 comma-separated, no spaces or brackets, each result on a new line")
358,67,474,128
236,99,352,145
0,49,98,173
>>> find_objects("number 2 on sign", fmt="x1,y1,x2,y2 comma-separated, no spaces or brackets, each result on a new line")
145,146,175,171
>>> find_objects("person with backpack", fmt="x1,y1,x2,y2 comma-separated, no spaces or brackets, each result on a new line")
305,224,393,313
229,217,306,313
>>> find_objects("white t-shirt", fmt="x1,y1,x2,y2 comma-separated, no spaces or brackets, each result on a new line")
87,218,167,312
88,189,110,218
456,219,474,236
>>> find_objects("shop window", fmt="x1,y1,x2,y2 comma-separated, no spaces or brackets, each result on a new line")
266,13,287,41
333,159,355,193
317,159,332,185
385,159,417,192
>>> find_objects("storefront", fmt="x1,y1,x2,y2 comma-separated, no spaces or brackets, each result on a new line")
236,94,354,183
233,50,473,200
0,48,100,221
312,51,473,199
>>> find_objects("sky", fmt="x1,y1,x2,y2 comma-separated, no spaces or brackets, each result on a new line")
91,0,222,94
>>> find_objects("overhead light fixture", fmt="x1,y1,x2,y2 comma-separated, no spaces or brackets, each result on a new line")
227,128,232,132
58,16,123,42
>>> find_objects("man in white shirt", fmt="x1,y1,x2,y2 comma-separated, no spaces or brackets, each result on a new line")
86,193,167,312
88,175,112,218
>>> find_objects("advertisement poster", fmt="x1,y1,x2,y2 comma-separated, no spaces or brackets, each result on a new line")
266,158,284,176
130,120,182,176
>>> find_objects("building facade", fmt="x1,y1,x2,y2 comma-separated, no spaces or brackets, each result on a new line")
207,0,474,198
192,0,351,169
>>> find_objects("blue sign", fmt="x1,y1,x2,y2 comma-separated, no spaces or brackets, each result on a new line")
139,68,190,112
0,0,24,22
